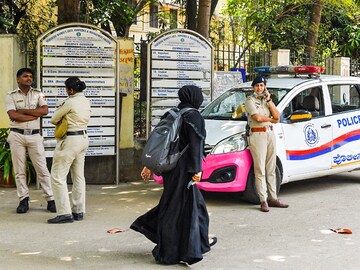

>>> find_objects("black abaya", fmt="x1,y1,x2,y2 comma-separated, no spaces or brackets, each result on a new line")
130,109,211,265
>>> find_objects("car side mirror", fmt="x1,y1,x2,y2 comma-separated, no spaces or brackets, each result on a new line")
289,110,312,123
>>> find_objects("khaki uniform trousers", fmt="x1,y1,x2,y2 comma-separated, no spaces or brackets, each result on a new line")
7,132,53,201
248,131,277,203
51,135,89,215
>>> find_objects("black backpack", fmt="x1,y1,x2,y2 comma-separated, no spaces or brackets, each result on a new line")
141,107,195,175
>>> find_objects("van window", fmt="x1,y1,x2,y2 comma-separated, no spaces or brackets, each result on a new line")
329,84,360,114
281,87,324,122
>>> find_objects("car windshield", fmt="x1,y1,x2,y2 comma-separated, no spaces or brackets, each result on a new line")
202,87,289,120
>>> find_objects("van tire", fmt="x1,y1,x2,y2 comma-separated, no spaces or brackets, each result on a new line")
240,164,282,204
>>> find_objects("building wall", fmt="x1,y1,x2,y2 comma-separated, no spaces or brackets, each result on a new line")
0,35,25,128
118,38,135,148
129,1,184,43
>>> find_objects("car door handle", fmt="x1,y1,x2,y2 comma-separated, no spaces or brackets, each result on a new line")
321,124,331,128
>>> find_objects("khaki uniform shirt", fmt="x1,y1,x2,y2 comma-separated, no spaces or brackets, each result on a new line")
244,95,271,128
51,92,91,132
5,87,47,129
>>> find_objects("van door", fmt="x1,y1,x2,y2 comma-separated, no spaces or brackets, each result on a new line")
328,83,360,168
280,86,333,176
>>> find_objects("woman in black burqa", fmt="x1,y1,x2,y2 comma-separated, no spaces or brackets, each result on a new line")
130,85,216,265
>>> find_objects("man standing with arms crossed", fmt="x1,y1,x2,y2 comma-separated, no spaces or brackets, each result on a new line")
6,68,56,214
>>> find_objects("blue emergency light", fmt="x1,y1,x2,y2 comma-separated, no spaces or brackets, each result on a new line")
254,65,325,75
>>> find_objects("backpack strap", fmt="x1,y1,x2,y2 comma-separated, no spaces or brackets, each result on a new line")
179,107,196,115
178,107,197,156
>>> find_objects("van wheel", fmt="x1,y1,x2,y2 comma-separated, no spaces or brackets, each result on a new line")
240,164,282,204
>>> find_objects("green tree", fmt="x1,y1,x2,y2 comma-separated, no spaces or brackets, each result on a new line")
221,0,360,63
0,0,27,34
84,0,151,37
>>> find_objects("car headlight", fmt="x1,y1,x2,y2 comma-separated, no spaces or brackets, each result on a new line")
211,132,248,154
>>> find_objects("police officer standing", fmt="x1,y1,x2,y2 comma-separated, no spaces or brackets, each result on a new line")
47,77,91,224
245,76,289,212
5,68,56,214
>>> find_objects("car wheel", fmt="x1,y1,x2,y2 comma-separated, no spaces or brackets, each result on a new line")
240,164,282,204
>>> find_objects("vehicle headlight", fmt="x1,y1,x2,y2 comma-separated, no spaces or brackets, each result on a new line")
211,132,248,154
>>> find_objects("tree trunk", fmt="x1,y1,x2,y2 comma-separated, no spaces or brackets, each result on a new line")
57,0,81,24
186,0,197,31
197,0,211,39
305,0,323,64
210,0,219,18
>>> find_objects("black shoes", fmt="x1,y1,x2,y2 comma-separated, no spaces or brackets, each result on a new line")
47,200,57,213
260,201,270,212
209,236,217,247
17,197,57,214
48,214,74,224
268,199,289,208
72,212,84,221
17,197,29,214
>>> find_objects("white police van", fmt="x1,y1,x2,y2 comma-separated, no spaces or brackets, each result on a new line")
196,66,360,203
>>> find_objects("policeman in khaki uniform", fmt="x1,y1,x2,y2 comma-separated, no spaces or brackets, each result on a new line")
48,77,91,224
5,68,56,214
245,76,289,212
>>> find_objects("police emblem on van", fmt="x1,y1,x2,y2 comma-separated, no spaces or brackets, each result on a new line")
304,123,319,147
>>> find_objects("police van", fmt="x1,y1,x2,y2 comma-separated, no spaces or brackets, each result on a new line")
154,66,360,203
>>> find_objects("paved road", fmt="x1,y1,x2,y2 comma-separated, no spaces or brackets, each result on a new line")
1,170,360,270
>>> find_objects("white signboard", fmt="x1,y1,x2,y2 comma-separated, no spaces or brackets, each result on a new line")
43,77,115,87
43,47,114,57
152,70,209,79
152,79,211,89
43,67,115,77
213,71,244,98
152,60,211,70
42,117,115,127
38,24,118,158
152,50,211,61
152,33,210,52
44,137,115,148
42,127,115,138
43,27,113,47
45,97,115,107
45,147,115,158
43,87,115,97
43,57,115,67
147,30,213,134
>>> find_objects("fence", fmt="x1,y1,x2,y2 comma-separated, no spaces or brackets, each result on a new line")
24,35,360,140
134,40,360,138
213,43,271,82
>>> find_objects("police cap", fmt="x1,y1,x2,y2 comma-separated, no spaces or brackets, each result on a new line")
251,76,267,87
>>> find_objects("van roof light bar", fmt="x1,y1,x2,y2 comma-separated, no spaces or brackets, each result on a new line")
254,65,325,75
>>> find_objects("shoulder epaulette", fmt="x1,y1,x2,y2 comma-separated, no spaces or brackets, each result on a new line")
8,89,18,94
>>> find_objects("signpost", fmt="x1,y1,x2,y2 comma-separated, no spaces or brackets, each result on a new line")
146,29,213,136
37,23,119,184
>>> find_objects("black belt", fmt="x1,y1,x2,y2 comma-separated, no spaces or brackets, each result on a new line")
10,128,40,135
66,130,87,136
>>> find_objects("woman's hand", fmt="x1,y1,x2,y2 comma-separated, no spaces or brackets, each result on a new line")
141,167,152,182
264,89,271,101
192,172,202,182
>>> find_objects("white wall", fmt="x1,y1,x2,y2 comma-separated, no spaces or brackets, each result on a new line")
0,35,25,128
